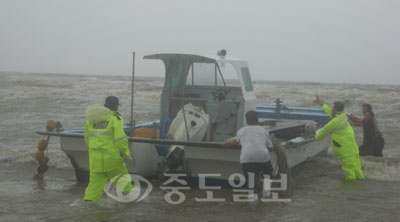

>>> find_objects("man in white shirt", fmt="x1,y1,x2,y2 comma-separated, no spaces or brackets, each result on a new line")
223,110,274,200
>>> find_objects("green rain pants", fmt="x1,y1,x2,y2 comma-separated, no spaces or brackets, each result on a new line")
340,153,365,181
84,166,133,202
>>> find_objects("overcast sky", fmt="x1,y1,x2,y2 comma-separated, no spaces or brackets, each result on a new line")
0,0,399,85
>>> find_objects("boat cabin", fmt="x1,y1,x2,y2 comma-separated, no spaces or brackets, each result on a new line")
144,52,257,142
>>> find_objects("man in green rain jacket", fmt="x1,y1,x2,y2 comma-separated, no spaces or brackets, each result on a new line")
314,95,365,181
83,96,133,201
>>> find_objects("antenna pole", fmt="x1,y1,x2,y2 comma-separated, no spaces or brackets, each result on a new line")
130,52,136,135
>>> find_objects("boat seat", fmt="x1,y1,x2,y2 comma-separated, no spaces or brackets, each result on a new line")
209,101,238,142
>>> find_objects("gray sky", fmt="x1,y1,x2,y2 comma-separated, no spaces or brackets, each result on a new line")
1,0,399,85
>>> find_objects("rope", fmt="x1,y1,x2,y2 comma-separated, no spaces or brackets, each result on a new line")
271,134,294,197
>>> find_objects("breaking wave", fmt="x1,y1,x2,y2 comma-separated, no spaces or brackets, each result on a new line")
301,155,400,182
361,156,400,182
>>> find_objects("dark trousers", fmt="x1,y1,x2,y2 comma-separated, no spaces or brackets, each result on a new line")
242,161,273,195
360,134,385,157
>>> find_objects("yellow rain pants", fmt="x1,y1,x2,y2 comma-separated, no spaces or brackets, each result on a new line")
340,154,365,181
84,166,133,202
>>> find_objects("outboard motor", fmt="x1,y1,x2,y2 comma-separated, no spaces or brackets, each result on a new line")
163,146,185,170
163,103,209,171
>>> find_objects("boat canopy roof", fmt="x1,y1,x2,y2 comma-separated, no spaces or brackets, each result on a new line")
143,53,245,64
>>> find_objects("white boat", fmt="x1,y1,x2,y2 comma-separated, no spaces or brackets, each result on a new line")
37,50,330,182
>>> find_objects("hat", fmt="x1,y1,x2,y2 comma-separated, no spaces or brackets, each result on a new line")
105,96,120,109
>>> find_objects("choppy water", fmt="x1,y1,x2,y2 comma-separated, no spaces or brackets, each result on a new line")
1,72,399,221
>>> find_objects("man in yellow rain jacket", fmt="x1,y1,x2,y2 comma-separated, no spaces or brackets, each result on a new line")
83,96,133,201
314,95,365,181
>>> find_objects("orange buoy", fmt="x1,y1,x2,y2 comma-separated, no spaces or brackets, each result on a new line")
46,120,56,131
35,150,45,162
37,139,48,151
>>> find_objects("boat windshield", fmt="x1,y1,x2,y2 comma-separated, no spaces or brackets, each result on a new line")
185,62,240,87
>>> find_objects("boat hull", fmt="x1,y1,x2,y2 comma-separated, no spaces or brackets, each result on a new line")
183,138,330,180
57,133,329,183
59,136,161,182
256,105,330,125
